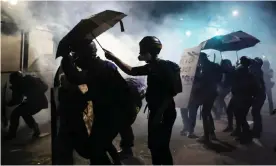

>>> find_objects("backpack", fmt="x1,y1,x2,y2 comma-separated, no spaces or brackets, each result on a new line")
125,77,146,111
28,76,48,93
159,60,183,97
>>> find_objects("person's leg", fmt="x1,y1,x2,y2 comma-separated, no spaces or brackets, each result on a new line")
119,126,134,157
160,107,176,165
267,89,274,114
224,97,234,132
107,144,122,165
188,101,200,137
148,103,176,165
180,108,189,135
5,105,24,140
200,94,216,142
251,97,265,138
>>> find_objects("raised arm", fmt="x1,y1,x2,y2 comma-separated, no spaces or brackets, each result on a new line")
104,49,149,76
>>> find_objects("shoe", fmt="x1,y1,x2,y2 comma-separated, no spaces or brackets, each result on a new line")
223,126,233,132
180,129,188,136
187,133,198,139
32,123,41,138
197,136,211,144
118,148,133,159
210,133,217,140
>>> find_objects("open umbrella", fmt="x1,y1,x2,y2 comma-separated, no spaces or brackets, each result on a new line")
56,10,127,58
201,30,260,61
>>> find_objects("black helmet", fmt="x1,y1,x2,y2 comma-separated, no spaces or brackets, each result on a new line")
10,71,23,83
254,57,263,66
139,36,162,56
71,40,97,56
221,59,232,67
240,56,251,67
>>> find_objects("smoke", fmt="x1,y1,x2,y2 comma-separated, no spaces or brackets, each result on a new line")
2,1,276,132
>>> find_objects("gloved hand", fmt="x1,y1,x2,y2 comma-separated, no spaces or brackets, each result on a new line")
104,49,116,62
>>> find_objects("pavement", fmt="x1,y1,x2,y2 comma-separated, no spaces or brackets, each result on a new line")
1,112,276,165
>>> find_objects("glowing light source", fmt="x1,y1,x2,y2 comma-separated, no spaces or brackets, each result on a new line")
262,55,266,59
232,10,239,16
185,31,191,37
180,18,183,21
5,0,18,5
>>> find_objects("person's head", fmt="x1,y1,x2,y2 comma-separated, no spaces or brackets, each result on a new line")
254,57,263,68
9,71,24,84
220,59,233,71
138,36,162,63
198,52,209,65
239,56,251,67
72,40,98,69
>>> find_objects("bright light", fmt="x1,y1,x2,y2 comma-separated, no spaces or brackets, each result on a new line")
185,31,191,37
179,18,183,21
5,0,18,5
262,55,266,59
232,10,239,16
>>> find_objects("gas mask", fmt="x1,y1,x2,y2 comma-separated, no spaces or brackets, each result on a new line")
138,52,152,61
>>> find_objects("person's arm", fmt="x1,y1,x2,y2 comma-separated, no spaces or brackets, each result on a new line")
104,49,149,76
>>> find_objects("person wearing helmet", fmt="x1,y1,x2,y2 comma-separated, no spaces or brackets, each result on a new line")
57,37,138,164
262,60,275,115
104,36,182,165
249,57,266,138
4,71,48,140
231,56,258,144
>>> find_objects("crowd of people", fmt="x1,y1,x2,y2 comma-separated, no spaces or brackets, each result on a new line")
180,54,275,144
2,32,275,165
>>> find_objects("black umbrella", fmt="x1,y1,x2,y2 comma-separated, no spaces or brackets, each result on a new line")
201,30,260,61
56,10,127,58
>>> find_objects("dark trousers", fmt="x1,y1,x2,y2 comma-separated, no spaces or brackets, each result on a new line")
266,89,274,114
233,96,253,138
119,126,134,149
8,102,42,135
201,94,216,139
251,95,266,138
226,97,235,128
214,87,231,119
148,101,176,165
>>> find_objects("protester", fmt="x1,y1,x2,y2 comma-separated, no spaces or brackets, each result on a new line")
262,60,275,115
4,71,48,140
57,38,137,164
231,56,258,144
104,36,182,165
249,57,266,139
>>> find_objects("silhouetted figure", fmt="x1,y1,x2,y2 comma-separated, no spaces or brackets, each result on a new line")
58,38,137,165
4,71,48,140
231,56,258,144
105,36,182,165
250,57,266,138
262,60,274,114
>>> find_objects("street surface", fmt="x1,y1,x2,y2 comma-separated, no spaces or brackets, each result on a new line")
1,108,276,165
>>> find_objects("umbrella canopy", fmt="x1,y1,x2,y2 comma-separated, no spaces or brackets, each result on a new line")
201,30,260,52
65,10,126,46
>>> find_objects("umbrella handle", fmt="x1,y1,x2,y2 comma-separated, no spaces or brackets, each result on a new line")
91,34,105,52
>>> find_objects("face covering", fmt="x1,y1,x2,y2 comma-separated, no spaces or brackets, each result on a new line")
138,52,152,61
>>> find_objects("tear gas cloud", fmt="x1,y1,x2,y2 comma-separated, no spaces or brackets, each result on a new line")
2,1,276,132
